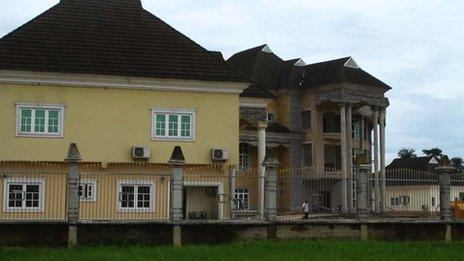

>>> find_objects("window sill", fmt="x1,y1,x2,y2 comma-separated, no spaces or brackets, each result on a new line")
151,137,195,142
16,133,63,139
3,209,44,213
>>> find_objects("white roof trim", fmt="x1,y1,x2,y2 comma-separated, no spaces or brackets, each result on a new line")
429,157,439,164
0,70,249,95
294,59,306,66
239,97,272,108
344,58,360,69
261,45,273,53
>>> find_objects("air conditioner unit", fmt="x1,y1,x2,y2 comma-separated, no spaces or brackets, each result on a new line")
211,149,229,161
132,146,151,159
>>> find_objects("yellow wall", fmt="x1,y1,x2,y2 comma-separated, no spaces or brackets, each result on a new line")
0,84,240,165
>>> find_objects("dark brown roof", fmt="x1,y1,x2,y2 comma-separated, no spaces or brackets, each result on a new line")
302,57,392,90
0,0,249,83
228,45,392,92
386,156,437,172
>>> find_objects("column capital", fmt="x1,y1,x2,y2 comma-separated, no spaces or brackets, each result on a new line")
257,121,268,130
262,156,281,169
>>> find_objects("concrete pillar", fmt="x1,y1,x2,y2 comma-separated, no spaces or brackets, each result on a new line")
373,108,380,213
263,157,280,222
445,224,452,243
354,158,371,219
437,156,454,221
169,146,185,221
65,143,82,248
257,121,268,220
173,225,182,247
379,108,386,213
346,104,353,212
360,224,369,241
229,166,236,219
340,105,348,213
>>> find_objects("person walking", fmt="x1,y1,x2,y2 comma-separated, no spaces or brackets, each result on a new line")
302,199,310,219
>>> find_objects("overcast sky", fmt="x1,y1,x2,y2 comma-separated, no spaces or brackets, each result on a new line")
1,0,463,164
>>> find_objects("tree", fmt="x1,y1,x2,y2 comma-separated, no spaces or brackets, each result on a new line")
422,148,443,158
398,148,417,159
451,157,464,173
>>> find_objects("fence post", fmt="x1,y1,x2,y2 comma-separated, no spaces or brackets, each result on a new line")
229,166,236,219
436,156,454,221
169,146,185,247
65,143,82,248
354,154,371,219
263,156,280,222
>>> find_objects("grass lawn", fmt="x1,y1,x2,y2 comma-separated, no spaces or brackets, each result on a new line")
1,240,462,261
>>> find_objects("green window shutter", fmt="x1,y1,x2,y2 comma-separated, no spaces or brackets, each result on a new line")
180,115,191,137
20,109,32,132
48,110,59,133
155,114,166,136
168,115,178,137
34,109,46,133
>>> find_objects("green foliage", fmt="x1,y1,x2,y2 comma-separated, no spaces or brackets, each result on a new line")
1,241,464,261
398,148,417,159
451,157,464,173
422,148,443,158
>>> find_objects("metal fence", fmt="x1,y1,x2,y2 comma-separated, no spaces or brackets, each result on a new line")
0,164,67,222
1,162,463,223
379,169,440,218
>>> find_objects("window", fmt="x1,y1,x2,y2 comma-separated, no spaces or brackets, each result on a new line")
234,188,249,211
16,104,64,137
432,197,436,207
152,109,195,141
352,120,361,139
303,143,313,167
3,178,44,212
399,196,410,206
117,181,154,212
323,112,341,133
78,180,96,202
267,113,277,122
301,111,311,129
239,143,250,171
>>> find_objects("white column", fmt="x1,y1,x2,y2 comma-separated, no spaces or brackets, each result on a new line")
379,108,386,213
257,121,267,220
373,108,380,213
340,105,348,213
346,104,353,213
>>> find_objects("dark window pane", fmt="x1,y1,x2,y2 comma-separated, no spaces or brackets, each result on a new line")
303,144,313,167
301,111,311,129
138,186,150,193
26,185,39,192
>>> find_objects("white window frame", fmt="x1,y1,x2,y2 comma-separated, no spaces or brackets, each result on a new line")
78,179,97,202
239,143,251,171
266,112,277,122
116,180,155,212
3,177,45,212
234,188,249,211
151,108,195,141
352,119,361,139
15,103,65,138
